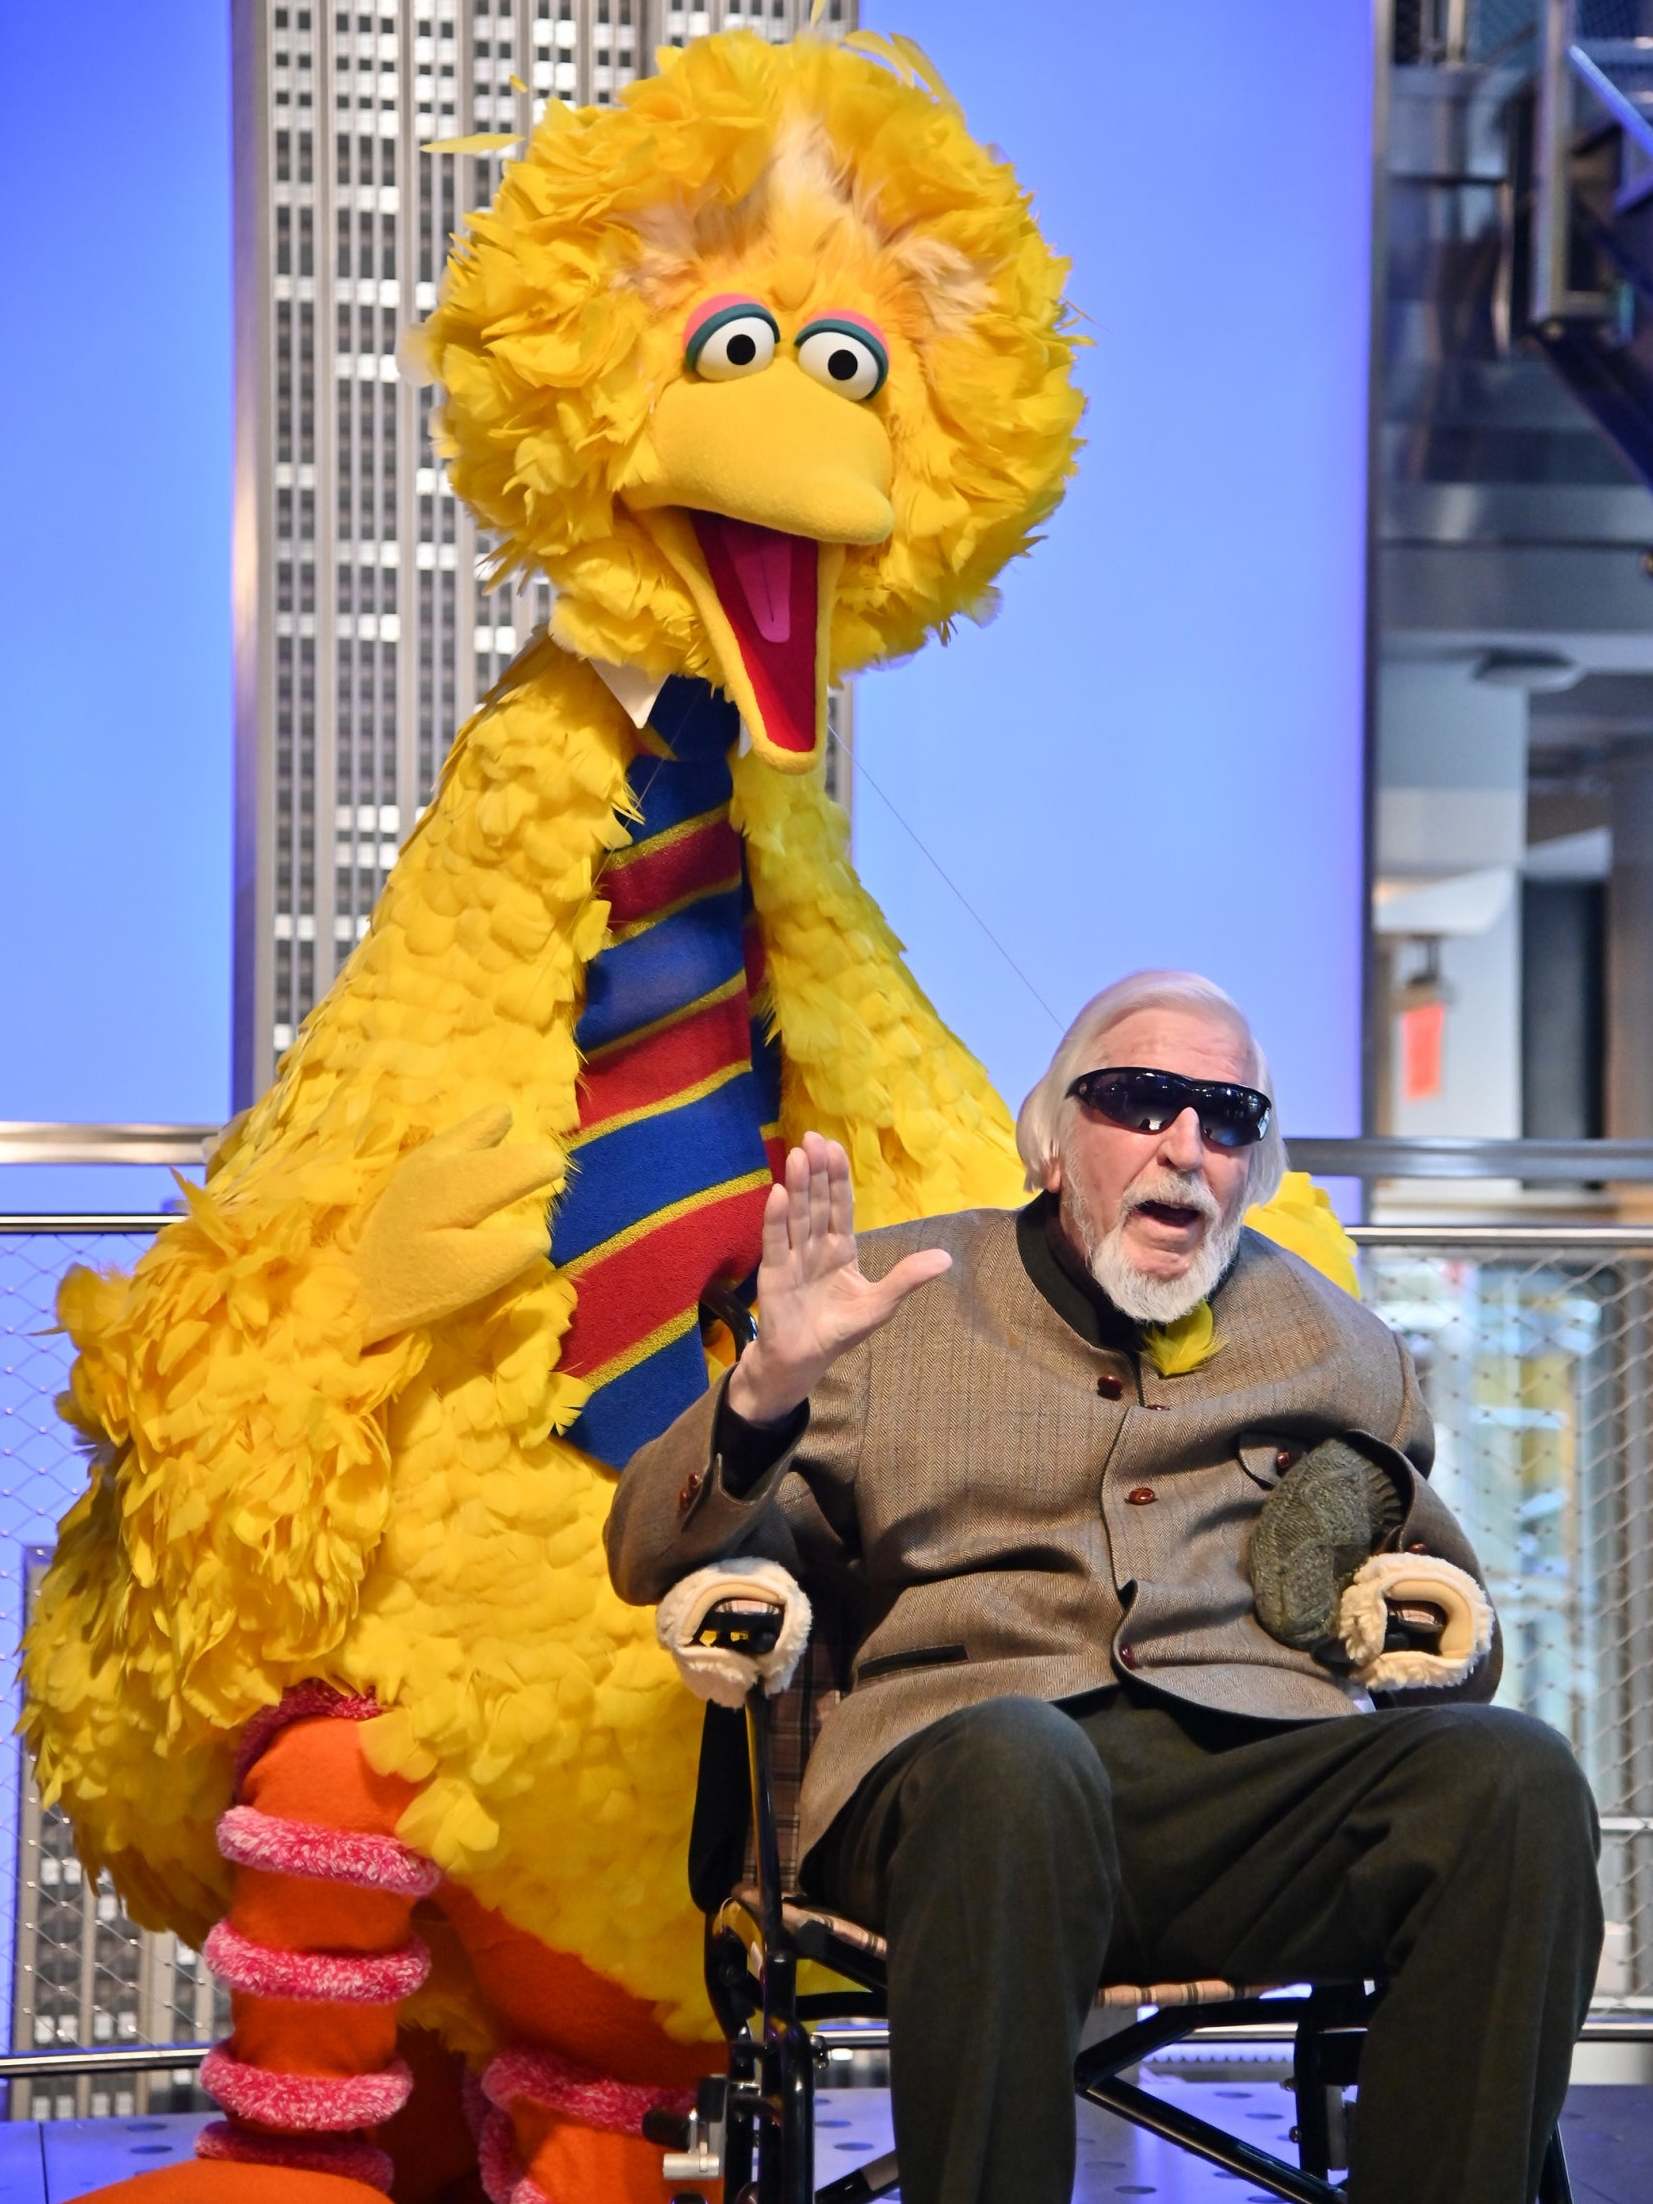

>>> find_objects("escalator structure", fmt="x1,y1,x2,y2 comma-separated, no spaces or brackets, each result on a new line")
1379,0,1653,688
1523,0,1653,493
1378,3,1653,1161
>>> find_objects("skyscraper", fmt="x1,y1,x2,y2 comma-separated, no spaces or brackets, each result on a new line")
9,1554,225,2121
236,0,857,1101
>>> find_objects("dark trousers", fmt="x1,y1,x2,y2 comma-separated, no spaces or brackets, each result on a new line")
807,1686,1602,2204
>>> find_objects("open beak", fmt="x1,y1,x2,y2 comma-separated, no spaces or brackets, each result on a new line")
623,358,894,772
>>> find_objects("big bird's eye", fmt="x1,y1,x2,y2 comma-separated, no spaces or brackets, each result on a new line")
794,318,889,402
685,301,780,380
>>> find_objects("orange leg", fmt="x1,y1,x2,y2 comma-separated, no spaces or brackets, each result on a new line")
83,2166,384,2204
78,1704,726,2203
196,1708,436,2193
70,1710,434,2203
441,1885,724,2204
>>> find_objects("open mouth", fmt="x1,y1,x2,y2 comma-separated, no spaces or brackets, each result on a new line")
691,514,819,758
1136,1202,1205,1231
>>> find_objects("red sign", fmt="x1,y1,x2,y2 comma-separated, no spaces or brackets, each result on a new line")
1401,1000,1445,1103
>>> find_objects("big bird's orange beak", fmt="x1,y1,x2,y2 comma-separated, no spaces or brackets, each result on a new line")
623,357,894,773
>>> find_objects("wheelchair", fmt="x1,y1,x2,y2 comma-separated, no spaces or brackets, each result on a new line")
645,1589,1577,2204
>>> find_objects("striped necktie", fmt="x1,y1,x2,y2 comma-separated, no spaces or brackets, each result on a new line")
550,677,784,1466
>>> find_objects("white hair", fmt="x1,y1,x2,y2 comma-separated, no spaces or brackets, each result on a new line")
1014,969,1287,1209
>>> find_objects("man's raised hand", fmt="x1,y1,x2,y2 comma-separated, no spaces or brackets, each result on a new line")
726,1132,952,1426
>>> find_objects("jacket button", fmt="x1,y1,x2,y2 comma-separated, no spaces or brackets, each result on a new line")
1118,1645,1139,1670
1274,1447,1297,1470
678,1470,703,1512
1126,1485,1156,1505
1096,1372,1124,1400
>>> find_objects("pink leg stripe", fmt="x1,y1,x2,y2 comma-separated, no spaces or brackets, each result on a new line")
218,1804,440,1897
197,2119,395,2193
201,2045,413,2132
205,1920,431,2005
235,1683,383,1789
481,2045,694,2139
478,2105,550,2204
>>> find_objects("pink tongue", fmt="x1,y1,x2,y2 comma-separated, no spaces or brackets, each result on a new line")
722,518,794,644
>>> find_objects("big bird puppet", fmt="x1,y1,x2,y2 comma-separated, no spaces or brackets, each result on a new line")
24,21,1353,2204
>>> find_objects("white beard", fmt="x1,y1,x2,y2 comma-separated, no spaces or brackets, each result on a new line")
1061,1162,1245,1326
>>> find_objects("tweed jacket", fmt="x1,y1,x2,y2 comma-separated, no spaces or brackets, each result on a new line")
605,1202,1499,1864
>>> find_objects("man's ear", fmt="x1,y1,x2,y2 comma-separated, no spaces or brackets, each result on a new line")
1044,1156,1063,1195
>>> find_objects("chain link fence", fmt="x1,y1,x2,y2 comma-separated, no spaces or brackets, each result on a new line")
1359,1235,1652,2009
1,1217,1649,2119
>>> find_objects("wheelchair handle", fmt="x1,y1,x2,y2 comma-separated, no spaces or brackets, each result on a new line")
694,1596,786,1659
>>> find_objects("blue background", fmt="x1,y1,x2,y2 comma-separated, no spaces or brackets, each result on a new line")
0,4,1372,1199
0,0,232,2025
855,0,1374,1144
1,0,233,1212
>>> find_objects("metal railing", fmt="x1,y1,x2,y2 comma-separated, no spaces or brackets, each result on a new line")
1293,1135,1653,1184
2,1176,1651,2114
0,1126,217,1170
11,1125,1653,1191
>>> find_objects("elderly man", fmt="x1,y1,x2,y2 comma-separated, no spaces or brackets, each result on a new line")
607,971,1601,2204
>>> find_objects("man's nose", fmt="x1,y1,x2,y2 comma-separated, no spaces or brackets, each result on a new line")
1158,1106,1205,1171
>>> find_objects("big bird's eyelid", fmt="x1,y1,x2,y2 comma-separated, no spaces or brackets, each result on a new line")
795,313,889,353
793,317,890,399
683,299,780,370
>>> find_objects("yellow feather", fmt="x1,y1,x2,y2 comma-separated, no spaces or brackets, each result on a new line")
842,30,915,85
1246,1171,1361,1299
422,131,522,156
888,33,963,112
1140,1302,1220,1378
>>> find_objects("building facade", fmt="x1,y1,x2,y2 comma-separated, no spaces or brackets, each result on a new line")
236,0,857,1099
8,1553,225,2121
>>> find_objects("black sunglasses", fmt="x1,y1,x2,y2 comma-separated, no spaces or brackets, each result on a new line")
1065,1066,1273,1151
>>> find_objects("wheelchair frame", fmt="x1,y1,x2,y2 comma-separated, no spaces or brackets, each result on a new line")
660,1679,1576,2204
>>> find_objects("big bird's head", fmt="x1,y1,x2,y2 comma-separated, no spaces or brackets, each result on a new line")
417,27,1082,772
